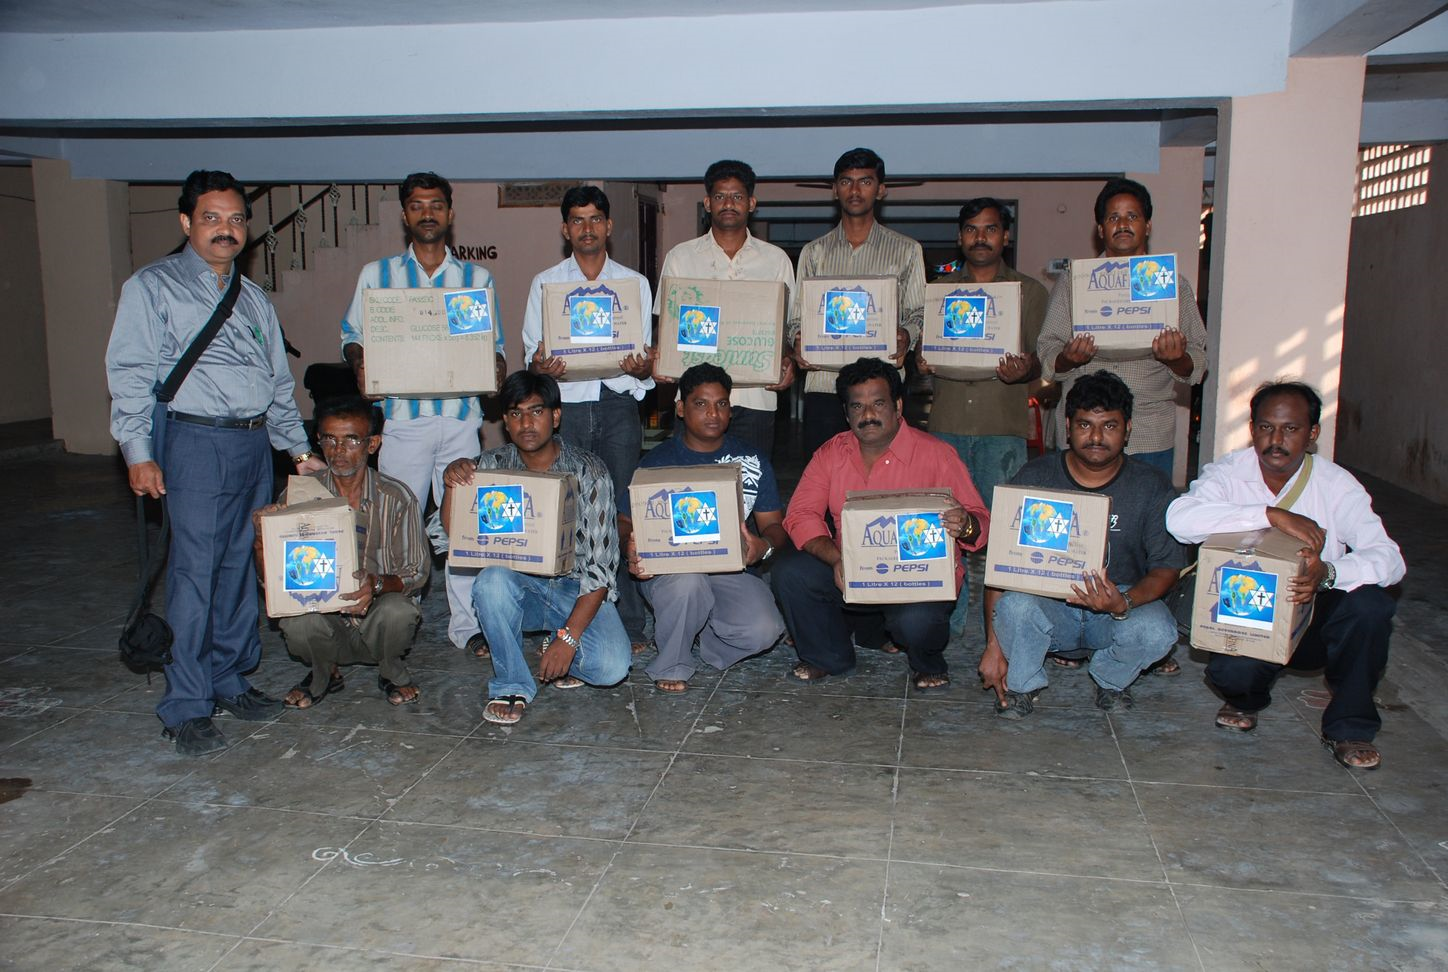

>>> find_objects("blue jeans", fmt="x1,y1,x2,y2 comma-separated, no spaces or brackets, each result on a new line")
934,433,1026,635
1131,448,1174,480
992,588,1176,693
471,568,631,703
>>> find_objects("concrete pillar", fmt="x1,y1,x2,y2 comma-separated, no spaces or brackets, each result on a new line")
1201,56,1365,465
1131,144,1206,486
32,158,132,455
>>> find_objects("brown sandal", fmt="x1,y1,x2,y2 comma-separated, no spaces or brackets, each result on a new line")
791,662,831,682
1325,738,1381,770
1214,703,1257,732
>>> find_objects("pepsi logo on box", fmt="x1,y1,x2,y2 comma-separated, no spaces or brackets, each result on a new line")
839,490,959,604
655,278,787,387
628,464,746,575
259,477,367,618
1191,528,1314,664
1068,253,1180,361
541,278,647,381
983,485,1112,599
361,287,499,397
797,275,898,370
447,468,578,577
921,281,1023,380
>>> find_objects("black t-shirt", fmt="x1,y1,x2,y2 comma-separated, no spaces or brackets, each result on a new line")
1008,453,1184,587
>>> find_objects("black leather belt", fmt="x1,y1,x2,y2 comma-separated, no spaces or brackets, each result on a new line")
170,410,266,430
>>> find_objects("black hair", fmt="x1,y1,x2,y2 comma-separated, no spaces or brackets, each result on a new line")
499,370,562,411
1250,380,1323,428
313,395,380,435
178,170,250,219
1093,177,1153,224
836,357,903,405
678,363,732,399
833,147,885,183
1065,370,1134,422
958,197,1013,232
704,160,756,197
560,185,610,221
398,171,453,208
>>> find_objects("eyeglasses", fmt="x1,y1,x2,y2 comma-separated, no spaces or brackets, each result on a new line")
319,434,367,449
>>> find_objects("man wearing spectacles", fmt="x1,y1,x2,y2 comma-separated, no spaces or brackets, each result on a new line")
651,159,796,455
252,396,431,708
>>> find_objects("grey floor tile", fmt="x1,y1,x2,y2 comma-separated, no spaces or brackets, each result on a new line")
0,709,262,797
161,721,465,818
509,680,708,752
0,696,78,749
1111,702,1359,792
1137,783,1446,900
716,641,911,699
253,820,617,967
0,915,238,972
264,671,490,739
1177,885,1448,970
630,753,895,858
555,843,886,972
900,699,1127,779
878,862,1199,972
0,646,143,708
38,616,130,652
0,803,358,936
0,788,142,885
683,690,905,765
214,938,517,970
386,738,672,839
892,768,1166,882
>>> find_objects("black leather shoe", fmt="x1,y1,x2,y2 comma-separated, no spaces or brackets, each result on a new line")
162,717,229,756
213,687,285,721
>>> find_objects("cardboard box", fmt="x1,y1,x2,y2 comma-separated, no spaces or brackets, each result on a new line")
797,275,899,370
447,468,578,576
361,287,499,397
540,277,647,381
920,281,1023,380
259,483,366,619
628,464,746,574
1190,528,1315,664
839,490,959,604
983,485,1112,599
655,277,787,387
1069,254,1180,361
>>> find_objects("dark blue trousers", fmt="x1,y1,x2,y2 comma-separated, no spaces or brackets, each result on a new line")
157,420,272,727
1206,587,1395,742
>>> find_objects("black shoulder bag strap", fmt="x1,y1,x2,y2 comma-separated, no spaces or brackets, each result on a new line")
120,269,244,675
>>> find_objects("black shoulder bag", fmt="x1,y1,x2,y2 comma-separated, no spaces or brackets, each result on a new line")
119,270,243,674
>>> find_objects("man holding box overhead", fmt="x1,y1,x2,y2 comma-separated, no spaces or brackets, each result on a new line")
1035,178,1207,480
340,171,506,659
619,364,788,693
773,357,989,690
981,371,1183,718
653,159,796,456
787,148,926,456
442,372,630,726
1166,381,1404,770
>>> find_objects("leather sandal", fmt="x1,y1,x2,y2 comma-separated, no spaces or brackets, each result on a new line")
1214,702,1257,732
1325,737,1381,770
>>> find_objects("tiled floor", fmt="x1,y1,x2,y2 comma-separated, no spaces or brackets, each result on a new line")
1,454,1446,971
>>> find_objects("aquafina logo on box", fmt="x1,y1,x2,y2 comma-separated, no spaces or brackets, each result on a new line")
444,289,493,335
896,513,947,561
1016,496,1073,552
476,485,525,536
823,289,870,336
284,539,338,593
669,490,720,545
678,304,720,352
942,294,988,339
1212,564,1277,631
567,286,618,343
1129,254,1177,302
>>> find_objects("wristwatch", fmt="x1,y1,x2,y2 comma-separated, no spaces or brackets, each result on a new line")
1111,590,1134,621
1319,562,1337,592
372,575,385,597
760,542,775,563
292,451,314,465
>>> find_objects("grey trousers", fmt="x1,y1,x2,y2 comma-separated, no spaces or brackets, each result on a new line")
640,572,785,682
278,593,421,692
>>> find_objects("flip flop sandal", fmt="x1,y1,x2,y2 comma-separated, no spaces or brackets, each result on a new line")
285,670,344,708
483,695,527,725
912,671,951,691
552,676,585,689
378,676,420,706
1214,703,1257,732
1324,737,1381,770
791,662,831,682
1149,657,1182,676
1048,653,1085,669
653,679,688,693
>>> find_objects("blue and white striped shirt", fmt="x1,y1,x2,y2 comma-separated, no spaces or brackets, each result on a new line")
340,246,503,422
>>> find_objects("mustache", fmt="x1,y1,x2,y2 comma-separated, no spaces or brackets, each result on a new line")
855,419,882,429
210,234,238,245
